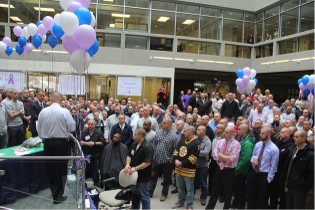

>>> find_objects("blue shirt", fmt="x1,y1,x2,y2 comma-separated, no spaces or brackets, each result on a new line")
251,140,279,183
209,122,216,133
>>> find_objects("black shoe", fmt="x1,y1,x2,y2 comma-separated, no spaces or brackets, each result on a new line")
171,188,178,194
53,196,67,204
219,196,224,203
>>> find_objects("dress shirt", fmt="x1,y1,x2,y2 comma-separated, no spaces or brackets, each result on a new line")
248,110,268,127
37,103,75,139
211,135,223,157
209,121,217,133
213,138,241,169
262,106,274,120
280,113,295,121
251,140,279,183
152,129,178,164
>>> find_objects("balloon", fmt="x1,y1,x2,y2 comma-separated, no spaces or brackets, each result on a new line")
62,35,80,54
15,44,24,55
54,14,61,24
48,35,59,49
70,49,91,73
0,41,6,53
5,46,13,56
2,37,12,46
235,78,243,86
60,12,79,36
18,37,27,47
299,83,306,91
312,89,314,96
86,39,99,57
37,24,48,36
236,69,244,78
32,35,42,49
73,24,96,50
22,27,30,40
67,1,82,12
74,7,92,25
306,83,314,91
243,67,251,76
237,86,244,94
43,16,54,31
52,23,64,39
24,43,33,55
60,0,74,10
245,86,251,94
13,26,23,37
242,76,250,84
253,78,258,85
309,74,315,85
297,78,302,85
90,13,96,27
76,0,91,8
36,20,43,27
301,75,309,85
42,35,47,44
249,69,256,79
303,89,310,97
27,23,38,36
248,80,256,90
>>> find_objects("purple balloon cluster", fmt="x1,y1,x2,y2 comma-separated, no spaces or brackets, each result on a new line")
0,37,13,56
297,74,315,97
235,67,258,94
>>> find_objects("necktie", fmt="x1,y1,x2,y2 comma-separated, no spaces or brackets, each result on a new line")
255,143,266,173
40,103,43,109
220,141,228,170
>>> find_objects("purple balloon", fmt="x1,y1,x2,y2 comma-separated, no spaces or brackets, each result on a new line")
2,37,12,46
43,16,54,31
306,82,314,91
76,0,91,8
62,35,80,54
24,43,33,55
67,2,82,12
73,25,96,50
237,86,244,94
235,78,242,86
299,83,306,91
13,26,23,37
243,67,251,76
37,24,48,36
242,76,250,84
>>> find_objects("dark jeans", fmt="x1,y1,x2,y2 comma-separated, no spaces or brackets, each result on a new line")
232,174,247,209
85,156,100,184
0,132,7,149
247,172,270,209
132,181,151,210
149,161,173,196
194,167,208,200
8,124,24,147
285,188,308,209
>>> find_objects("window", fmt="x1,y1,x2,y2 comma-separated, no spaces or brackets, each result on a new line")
299,34,314,52
125,35,148,49
97,33,121,48
150,37,173,51
0,0,9,22
225,44,250,58
201,7,221,17
281,0,299,12
199,42,220,56
125,0,149,8
40,0,64,22
177,4,199,14
244,13,255,22
300,2,314,32
124,7,149,32
152,1,175,11
176,13,199,38
244,22,255,43
177,40,198,54
256,22,263,40
264,16,279,39
222,19,243,42
97,5,124,30
200,16,221,40
10,0,39,24
265,6,279,19
151,11,175,35
281,8,298,37
279,38,298,54
223,10,243,20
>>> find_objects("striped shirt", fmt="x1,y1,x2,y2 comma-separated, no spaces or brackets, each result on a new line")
213,138,241,169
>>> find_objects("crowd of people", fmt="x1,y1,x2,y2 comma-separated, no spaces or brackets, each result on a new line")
0,86,314,209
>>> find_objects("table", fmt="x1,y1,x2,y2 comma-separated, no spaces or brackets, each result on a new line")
0,143,49,204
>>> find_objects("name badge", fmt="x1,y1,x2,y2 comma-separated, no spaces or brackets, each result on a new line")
85,135,90,140
131,150,135,156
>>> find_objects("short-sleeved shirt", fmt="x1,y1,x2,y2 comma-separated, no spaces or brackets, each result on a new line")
6,100,24,127
128,139,154,182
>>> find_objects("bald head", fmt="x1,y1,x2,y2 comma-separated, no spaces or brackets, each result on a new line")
51,92,62,103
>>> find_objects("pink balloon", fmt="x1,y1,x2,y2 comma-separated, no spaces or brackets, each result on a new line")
62,35,80,54
235,78,242,86
13,26,23,37
237,86,244,94
37,24,48,36
306,83,314,91
43,16,54,31
67,1,82,12
242,76,250,84
299,83,306,91
76,0,91,8
24,43,33,55
73,25,96,50
2,37,12,46
243,67,251,76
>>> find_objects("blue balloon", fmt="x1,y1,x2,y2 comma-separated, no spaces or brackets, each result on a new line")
52,23,64,39
48,35,59,49
36,20,43,27
303,89,310,97
312,89,314,96
74,7,92,25
236,69,244,78
32,35,42,49
297,79,302,85
301,75,309,85
5,46,13,56
18,37,27,47
15,44,24,55
254,78,258,85
87,40,99,57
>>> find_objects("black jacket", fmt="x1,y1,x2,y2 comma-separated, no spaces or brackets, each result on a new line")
220,100,240,120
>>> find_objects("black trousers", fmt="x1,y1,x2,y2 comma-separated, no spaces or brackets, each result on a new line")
206,166,235,209
8,124,24,147
44,138,69,200
285,188,308,209
247,172,270,209
232,173,247,209
149,161,173,196
208,157,216,194
269,172,286,209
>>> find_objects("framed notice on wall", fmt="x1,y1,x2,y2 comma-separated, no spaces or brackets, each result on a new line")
117,77,142,96
0,71,25,92
58,75,85,95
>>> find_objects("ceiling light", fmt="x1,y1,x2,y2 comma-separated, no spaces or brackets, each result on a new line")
292,57,315,61
197,59,215,63
0,3,14,8
109,24,115,28
182,19,195,25
215,61,233,65
112,13,130,18
273,59,290,64
16,22,24,25
103,0,113,2
34,7,55,12
158,16,170,22
174,58,194,62
10,16,22,22
152,56,173,60
301,17,305,19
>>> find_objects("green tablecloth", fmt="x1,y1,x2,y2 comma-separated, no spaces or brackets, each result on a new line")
0,143,44,157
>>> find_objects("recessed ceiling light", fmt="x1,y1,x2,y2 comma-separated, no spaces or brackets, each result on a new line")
0,3,14,8
10,16,22,22
301,17,305,19
182,19,195,25
109,24,115,28
112,13,130,18
158,16,170,22
16,22,24,25
34,7,55,12
103,0,113,2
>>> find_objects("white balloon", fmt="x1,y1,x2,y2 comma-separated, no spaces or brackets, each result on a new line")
249,69,256,79
70,49,91,73
309,74,315,85
22,27,30,39
54,13,61,24
0,41,6,53
60,0,74,11
60,11,79,36
90,13,96,28
42,35,47,44
248,80,256,90
27,23,38,36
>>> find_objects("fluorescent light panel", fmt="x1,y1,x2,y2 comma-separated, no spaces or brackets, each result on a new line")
158,16,170,22
182,19,195,25
153,56,173,60
292,57,315,61
10,16,21,22
103,0,113,2
109,24,115,28
174,58,193,62
197,59,215,63
112,13,130,18
0,3,14,8
273,59,290,64
34,7,55,12
16,22,24,25
215,61,233,65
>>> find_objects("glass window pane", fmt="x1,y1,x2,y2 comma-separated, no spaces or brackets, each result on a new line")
176,14,199,38
279,38,297,55
151,11,175,35
199,42,220,56
301,0,314,4
257,12,264,21
223,19,243,42
281,8,298,37
200,16,221,40
150,37,173,51
201,7,221,17
177,4,199,14
40,0,64,21
0,26,4,40
125,8,149,32
300,2,314,32
265,6,279,18
97,33,121,47
299,34,314,52
101,0,124,6
244,22,255,43
223,10,243,20
225,44,248,58
264,16,279,39
281,0,299,12
256,22,263,40
0,0,9,22
126,35,148,49
10,0,39,24
152,1,175,11
244,13,255,22
97,5,124,30
177,40,198,54
125,0,149,8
